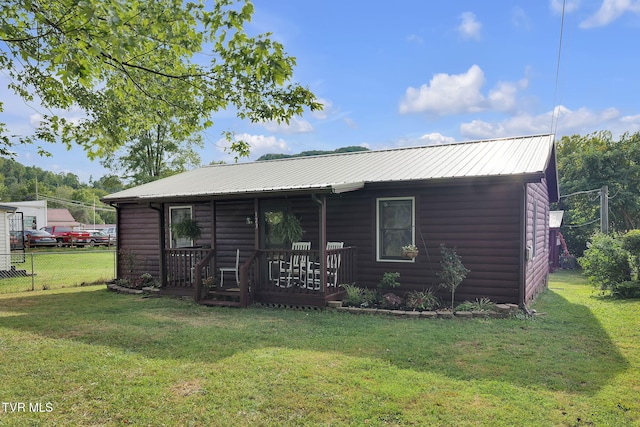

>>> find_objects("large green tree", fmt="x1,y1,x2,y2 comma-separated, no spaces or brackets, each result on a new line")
101,124,203,185
0,0,321,158
556,131,640,255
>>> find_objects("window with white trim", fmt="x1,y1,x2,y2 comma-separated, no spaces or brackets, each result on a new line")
169,206,192,248
376,197,415,262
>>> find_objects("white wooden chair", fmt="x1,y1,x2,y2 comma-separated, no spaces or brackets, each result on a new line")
307,242,344,290
219,249,240,288
277,241,311,287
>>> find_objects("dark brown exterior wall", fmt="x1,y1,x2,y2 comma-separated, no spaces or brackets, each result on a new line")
524,180,550,303
115,177,552,305
326,180,525,304
117,203,161,279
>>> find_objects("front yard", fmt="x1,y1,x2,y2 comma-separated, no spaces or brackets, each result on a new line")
0,270,638,426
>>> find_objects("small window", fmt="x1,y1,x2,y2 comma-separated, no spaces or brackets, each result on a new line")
169,206,193,248
376,197,415,262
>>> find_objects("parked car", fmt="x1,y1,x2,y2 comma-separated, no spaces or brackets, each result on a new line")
24,229,58,247
41,226,91,247
104,226,117,242
86,230,111,246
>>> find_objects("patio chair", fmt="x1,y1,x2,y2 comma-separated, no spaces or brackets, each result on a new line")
219,249,240,288
277,241,311,287
306,242,344,290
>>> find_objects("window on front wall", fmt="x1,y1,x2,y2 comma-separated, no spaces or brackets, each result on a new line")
376,197,415,262
169,206,192,248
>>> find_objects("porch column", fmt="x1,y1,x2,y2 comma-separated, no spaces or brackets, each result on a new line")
318,194,327,291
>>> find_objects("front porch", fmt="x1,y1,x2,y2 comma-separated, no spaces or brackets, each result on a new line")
162,247,356,307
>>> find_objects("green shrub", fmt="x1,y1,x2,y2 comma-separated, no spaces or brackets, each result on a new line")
361,288,377,307
438,244,470,310
622,230,640,279
342,283,364,307
405,289,441,311
579,232,631,293
455,298,495,313
611,281,640,299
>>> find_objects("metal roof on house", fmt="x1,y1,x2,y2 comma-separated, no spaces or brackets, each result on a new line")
103,134,557,202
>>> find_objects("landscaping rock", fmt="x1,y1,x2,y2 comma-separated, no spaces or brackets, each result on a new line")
326,300,343,309
455,311,473,318
494,304,511,314
420,311,437,319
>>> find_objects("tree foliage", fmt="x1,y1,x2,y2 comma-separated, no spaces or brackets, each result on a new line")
555,131,640,255
437,244,469,311
0,157,116,224
0,0,321,159
101,124,203,185
257,146,370,161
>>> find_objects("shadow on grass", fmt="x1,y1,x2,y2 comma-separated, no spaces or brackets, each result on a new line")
0,285,629,395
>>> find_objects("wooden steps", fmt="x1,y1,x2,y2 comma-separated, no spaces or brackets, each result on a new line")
200,287,243,308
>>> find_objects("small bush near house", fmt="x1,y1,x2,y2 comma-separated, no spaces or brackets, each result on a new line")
455,297,496,313
611,281,640,299
622,229,640,279
405,289,441,311
438,244,470,310
579,232,632,295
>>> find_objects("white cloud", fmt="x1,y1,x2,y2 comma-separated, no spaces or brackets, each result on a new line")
261,117,313,134
310,98,334,120
419,133,456,145
394,132,456,148
488,79,529,112
399,65,527,115
343,117,358,129
580,0,640,28
399,65,485,115
459,105,621,139
457,12,482,40
550,0,581,14
511,7,532,30
217,133,290,160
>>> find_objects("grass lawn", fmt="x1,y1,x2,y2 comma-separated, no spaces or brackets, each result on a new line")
1,249,116,294
0,270,638,426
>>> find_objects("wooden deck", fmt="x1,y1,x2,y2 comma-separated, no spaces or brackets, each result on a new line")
163,247,355,308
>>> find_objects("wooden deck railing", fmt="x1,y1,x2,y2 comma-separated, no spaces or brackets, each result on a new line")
253,247,357,298
165,246,356,306
165,248,212,289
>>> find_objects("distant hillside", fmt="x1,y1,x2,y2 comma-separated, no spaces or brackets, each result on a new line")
256,146,369,161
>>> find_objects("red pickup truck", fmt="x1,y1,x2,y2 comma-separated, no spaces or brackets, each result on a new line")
41,226,91,247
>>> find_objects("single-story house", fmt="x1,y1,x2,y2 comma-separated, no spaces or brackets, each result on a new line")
103,134,559,308
47,208,80,227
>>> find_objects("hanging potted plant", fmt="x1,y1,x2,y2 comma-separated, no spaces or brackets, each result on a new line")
401,244,419,259
271,212,304,246
171,217,202,246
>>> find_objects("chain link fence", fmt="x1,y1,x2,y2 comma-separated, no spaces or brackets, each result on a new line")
0,250,117,294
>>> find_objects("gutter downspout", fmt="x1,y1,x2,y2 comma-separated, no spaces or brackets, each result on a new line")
149,203,167,287
312,194,327,292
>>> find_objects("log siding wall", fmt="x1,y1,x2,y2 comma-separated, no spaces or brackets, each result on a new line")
524,180,550,303
115,177,552,305
326,181,525,303
117,203,161,279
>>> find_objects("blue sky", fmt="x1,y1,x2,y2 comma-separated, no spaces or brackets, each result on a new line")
2,0,640,183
